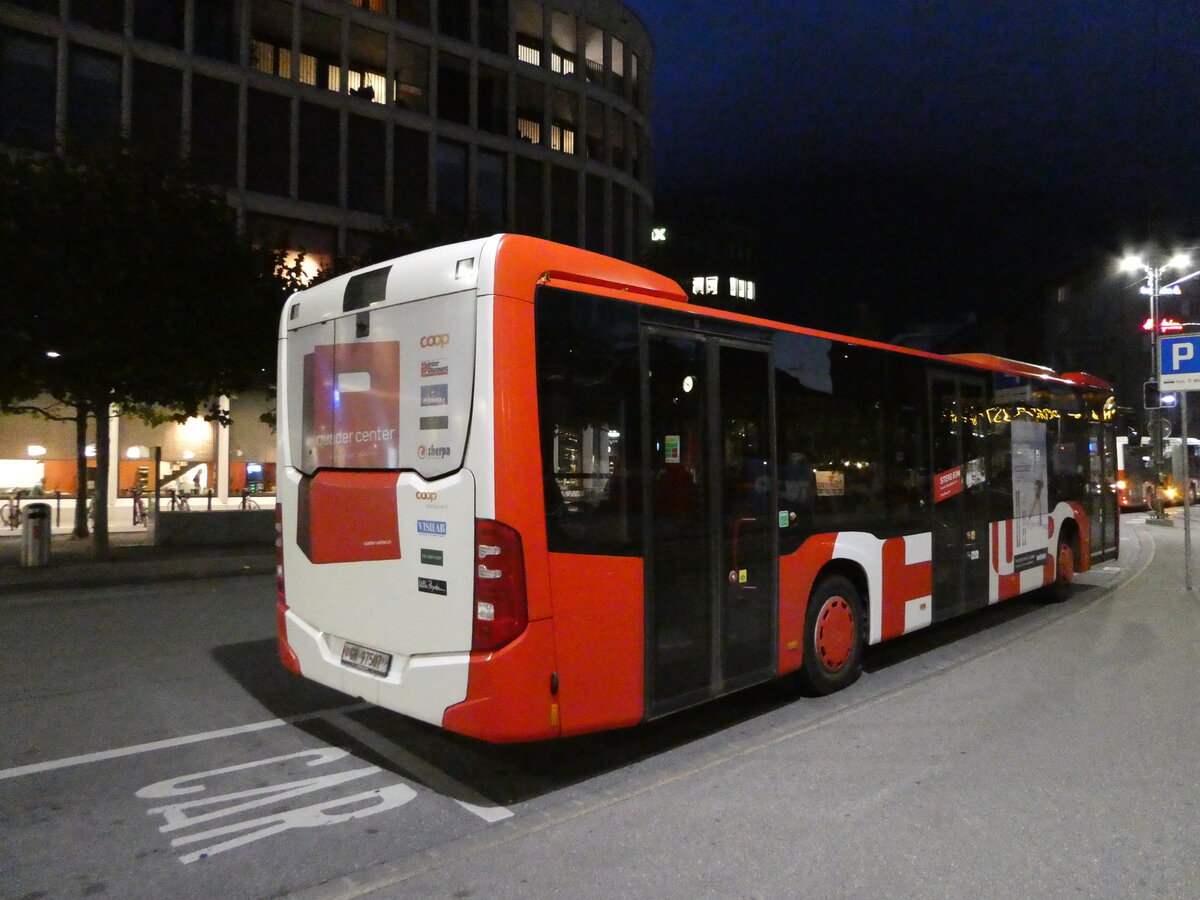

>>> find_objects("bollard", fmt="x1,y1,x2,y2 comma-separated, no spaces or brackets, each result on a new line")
21,502,51,567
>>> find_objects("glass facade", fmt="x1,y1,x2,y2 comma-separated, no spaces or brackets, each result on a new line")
0,0,653,264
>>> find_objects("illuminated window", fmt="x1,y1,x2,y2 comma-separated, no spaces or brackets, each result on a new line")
348,70,386,103
252,39,274,75
550,52,575,75
299,52,317,85
550,122,575,154
517,41,541,67
518,116,541,144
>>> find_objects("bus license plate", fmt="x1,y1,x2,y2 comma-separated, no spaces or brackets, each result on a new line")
341,641,392,677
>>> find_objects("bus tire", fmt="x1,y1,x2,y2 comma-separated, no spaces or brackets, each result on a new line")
796,574,865,696
1045,532,1077,603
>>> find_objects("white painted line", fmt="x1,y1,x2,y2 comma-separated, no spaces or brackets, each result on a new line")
323,711,513,822
454,799,514,823
0,703,370,782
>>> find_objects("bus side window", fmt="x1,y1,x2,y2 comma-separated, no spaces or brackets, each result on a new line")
534,287,641,556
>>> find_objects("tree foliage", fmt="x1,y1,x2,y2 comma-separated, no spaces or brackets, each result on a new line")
0,145,291,553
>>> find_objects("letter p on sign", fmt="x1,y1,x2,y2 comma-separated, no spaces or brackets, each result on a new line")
1174,342,1194,370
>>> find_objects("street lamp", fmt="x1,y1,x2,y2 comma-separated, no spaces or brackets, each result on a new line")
1119,251,1194,518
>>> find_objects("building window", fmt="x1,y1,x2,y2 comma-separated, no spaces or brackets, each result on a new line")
438,0,471,42
247,89,291,197
301,7,341,92
551,89,576,154
298,101,339,206
393,126,429,220
517,116,541,145
550,165,577,245
195,0,238,62
348,114,385,214
348,25,386,103
132,60,182,158
478,65,508,136
0,31,56,151
585,174,605,252
477,149,507,230
71,0,124,32
68,47,121,147
437,53,470,125
435,139,468,220
393,40,429,113
517,40,541,67
395,0,430,28
345,0,386,12
191,75,238,185
515,155,543,236
610,36,625,95
550,123,574,154
584,24,604,84
516,76,543,144
550,11,577,76
515,0,543,65
631,52,641,108
133,0,185,49
611,109,626,169
586,98,605,162
479,0,509,54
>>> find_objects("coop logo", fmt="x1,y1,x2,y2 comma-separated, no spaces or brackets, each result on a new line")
420,334,450,348
420,359,449,378
417,519,447,536
416,444,451,460
414,491,438,502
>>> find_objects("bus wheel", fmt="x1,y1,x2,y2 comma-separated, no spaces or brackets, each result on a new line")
797,575,864,696
1046,533,1076,603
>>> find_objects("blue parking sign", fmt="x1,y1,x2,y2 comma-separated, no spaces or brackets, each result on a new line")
1160,334,1200,390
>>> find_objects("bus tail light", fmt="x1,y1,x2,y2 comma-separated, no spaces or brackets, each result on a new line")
473,519,528,652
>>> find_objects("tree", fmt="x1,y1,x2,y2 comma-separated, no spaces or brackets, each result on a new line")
0,145,290,556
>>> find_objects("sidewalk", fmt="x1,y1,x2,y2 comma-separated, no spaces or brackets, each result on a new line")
0,525,274,595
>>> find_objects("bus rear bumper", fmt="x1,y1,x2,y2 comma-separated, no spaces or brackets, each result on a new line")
281,605,470,728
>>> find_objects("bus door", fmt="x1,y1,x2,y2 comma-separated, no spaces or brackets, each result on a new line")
1088,423,1119,559
644,329,778,717
928,374,989,619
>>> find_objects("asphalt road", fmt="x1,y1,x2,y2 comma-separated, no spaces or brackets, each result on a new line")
2,514,1197,899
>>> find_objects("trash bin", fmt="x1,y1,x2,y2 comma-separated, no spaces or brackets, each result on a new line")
21,502,51,567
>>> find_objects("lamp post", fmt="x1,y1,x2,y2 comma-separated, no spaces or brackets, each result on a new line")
1120,251,1193,518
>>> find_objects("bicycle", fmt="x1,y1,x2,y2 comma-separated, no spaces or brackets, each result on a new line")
168,489,190,511
131,489,148,527
239,489,260,510
0,494,22,530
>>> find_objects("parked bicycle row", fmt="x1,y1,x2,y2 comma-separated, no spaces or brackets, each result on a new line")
0,488,268,530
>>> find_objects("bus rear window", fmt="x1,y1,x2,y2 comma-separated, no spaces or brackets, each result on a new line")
286,289,477,479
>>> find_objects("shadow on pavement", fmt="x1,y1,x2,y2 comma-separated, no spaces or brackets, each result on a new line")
210,586,1068,807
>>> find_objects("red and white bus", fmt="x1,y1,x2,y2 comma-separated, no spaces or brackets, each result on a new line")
275,234,1120,742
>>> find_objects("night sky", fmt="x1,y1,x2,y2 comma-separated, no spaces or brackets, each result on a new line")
629,0,1200,336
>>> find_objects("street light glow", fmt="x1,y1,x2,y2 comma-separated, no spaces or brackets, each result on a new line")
1119,254,1146,273
1168,252,1193,270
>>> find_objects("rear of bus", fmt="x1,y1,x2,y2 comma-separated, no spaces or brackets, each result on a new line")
275,235,550,741
274,234,684,742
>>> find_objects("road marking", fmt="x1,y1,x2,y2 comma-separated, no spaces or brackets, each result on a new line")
0,703,370,782
323,711,513,822
136,747,417,864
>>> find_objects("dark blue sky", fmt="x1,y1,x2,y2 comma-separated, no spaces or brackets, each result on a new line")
628,1,1200,328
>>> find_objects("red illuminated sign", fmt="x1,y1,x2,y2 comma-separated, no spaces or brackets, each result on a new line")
1142,317,1185,333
